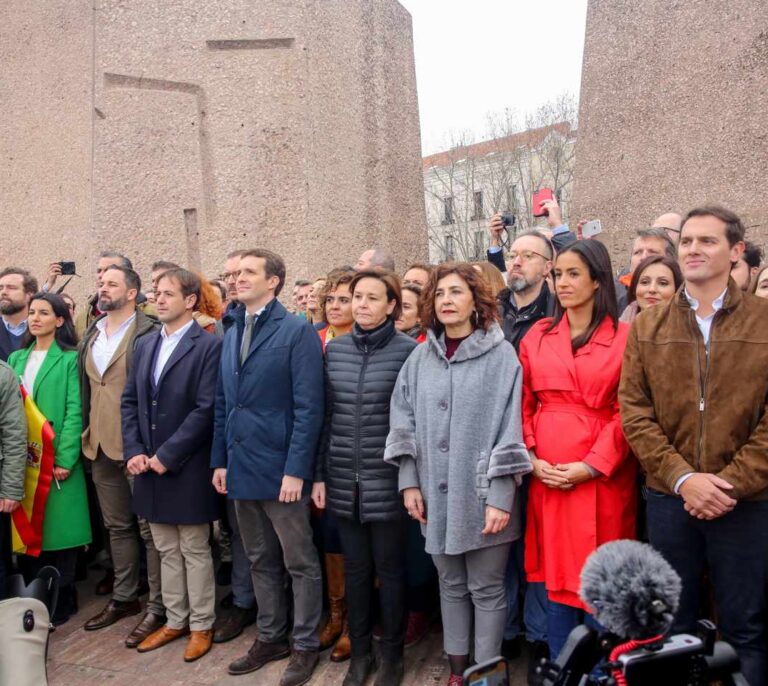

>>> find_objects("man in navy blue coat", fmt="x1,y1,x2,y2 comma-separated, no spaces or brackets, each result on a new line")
122,269,222,663
211,249,325,686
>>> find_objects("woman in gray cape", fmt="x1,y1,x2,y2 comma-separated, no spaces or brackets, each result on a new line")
384,262,531,686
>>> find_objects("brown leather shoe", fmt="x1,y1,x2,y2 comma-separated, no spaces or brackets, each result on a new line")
84,599,141,631
125,612,168,648
330,622,351,663
184,629,214,662
137,625,190,653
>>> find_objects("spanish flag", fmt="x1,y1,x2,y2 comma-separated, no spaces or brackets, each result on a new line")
11,385,56,557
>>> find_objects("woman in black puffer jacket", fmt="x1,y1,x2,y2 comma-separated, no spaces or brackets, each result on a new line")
312,270,417,686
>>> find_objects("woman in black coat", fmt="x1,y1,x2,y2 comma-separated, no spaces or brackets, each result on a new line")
312,270,416,686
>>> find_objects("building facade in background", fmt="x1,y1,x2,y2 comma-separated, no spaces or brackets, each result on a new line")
423,123,576,264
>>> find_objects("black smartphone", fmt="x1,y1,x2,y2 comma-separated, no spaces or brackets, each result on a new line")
463,656,510,686
59,261,76,276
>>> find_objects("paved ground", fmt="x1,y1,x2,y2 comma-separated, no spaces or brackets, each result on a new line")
47,575,530,685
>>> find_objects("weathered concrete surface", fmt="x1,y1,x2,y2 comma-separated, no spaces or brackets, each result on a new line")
572,1,768,269
1,1,427,297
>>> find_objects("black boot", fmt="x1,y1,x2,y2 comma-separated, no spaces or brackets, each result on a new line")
342,654,374,686
374,657,404,686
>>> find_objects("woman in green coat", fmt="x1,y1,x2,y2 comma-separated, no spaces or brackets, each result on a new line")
8,292,91,624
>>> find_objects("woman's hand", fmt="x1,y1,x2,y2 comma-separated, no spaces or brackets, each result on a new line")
403,487,426,524
532,458,572,489
53,466,71,482
311,482,326,509
482,505,510,535
552,462,594,488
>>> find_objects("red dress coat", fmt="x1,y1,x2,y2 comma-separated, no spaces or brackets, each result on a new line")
519,314,636,609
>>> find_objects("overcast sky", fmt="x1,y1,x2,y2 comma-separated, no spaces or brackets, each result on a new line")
398,0,589,156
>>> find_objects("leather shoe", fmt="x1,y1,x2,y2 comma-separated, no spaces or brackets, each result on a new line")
228,638,291,675
125,612,168,648
280,649,319,686
137,625,190,653
184,629,214,662
342,654,374,686
213,605,257,643
84,599,141,631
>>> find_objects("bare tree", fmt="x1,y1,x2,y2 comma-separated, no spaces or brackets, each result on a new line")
424,93,578,263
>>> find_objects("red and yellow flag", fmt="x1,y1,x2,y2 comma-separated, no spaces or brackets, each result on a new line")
11,385,56,557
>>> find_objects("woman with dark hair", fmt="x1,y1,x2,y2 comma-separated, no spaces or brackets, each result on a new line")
385,263,532,686
619,255,683,323
752,265,768,299
395,283,425,342
8,293,91,624
313,270,416,686
518,240,636,658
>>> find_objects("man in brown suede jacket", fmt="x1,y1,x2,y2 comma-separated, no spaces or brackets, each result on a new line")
620,205,768,686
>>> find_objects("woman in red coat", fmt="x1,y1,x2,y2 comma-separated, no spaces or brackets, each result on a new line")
518,239,637,659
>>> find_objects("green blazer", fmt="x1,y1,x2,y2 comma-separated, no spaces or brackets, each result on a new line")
8,341,92,551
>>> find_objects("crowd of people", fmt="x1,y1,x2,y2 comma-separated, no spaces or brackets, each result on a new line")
0,196,767,686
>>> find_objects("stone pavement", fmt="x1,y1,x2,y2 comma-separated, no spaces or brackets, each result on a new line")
47,575,530,685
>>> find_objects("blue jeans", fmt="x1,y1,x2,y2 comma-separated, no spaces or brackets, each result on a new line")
647,489,768,686
547,601,601,660
504,537,548,642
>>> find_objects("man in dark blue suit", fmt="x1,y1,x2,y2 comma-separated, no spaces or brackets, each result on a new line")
122,269,222,663
0,268,37,362
211,249,325,686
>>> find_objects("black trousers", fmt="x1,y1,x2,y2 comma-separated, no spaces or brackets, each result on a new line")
0,514,10,599
647,490,768,686
336,512,408,660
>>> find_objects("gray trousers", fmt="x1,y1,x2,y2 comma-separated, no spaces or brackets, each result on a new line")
234,497,322,651
432,542,511,662
149,523,216,631
91,451,164,615
227,499,256,609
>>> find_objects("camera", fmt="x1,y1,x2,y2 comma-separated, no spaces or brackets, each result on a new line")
539,620,749,686
59,261,76,276
500,214,516,228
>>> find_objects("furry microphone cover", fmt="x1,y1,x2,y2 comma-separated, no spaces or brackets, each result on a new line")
579,540,682,639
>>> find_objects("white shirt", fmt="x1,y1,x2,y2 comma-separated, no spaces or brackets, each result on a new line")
674,286,728,493
22,350,47,396
240,305,267,359
90,313,137,376
154,320,195,385
684,287,727,346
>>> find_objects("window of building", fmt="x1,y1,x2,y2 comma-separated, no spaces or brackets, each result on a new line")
472,191,484,220
442,196,455,225
445,235,456,260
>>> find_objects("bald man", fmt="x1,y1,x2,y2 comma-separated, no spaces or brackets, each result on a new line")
652,212,684,241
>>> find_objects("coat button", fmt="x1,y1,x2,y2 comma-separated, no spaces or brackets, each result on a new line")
100,381,105,386
439,441,449,452
151,424,156,430
152,401,157,406
236,404,243,409
439,400,448,410
438,482,448,493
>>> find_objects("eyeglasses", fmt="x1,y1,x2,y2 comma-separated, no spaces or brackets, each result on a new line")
219,271,241,281
508,250,551,262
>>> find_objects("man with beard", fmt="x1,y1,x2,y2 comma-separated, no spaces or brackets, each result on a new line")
78,265,165,647
486,226,556,352
0,267,38,362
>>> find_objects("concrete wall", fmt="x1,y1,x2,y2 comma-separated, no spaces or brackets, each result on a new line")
572,0,768,270
1,0,427,298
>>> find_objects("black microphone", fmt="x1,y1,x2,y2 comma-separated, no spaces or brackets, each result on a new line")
579,539,681,640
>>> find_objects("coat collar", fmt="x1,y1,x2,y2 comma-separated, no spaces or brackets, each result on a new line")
426,322,506,363
543,313,618,378
16,340,64,401
351,319,396,351
153,319,202,387
675,276,743,313
239,298,287,365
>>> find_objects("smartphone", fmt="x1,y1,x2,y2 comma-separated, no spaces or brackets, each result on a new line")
532,188,554,217
463,657,510,686
59,261,76,276
581,220,603,238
